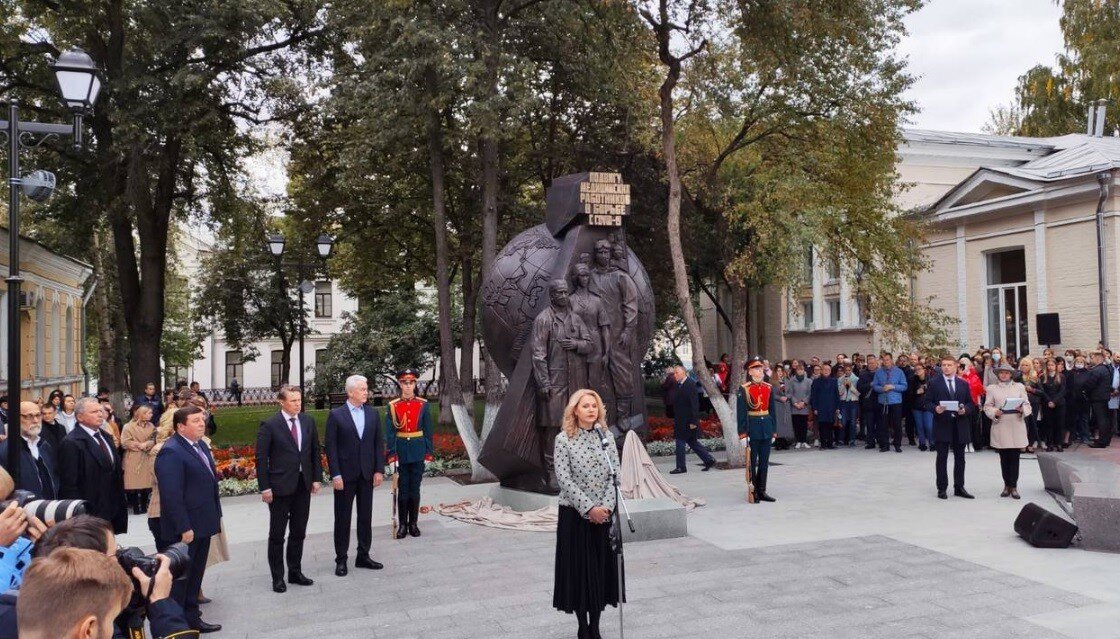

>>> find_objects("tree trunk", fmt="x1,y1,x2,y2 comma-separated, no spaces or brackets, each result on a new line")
649,3,742,466
459,257,477,413
726,280,751,455
112,140,180,397
92,230,129,396
477,2,506,445
428,104,487,476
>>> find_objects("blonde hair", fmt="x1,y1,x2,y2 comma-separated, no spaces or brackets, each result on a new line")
561,389,608,439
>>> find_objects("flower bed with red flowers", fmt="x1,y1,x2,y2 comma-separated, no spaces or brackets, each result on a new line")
646,416,723,442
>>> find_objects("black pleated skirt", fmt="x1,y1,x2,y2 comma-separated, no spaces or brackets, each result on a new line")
553,505,619,613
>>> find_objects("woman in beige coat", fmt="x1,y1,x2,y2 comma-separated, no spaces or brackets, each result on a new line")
983,363,1032,499
121,405,157,514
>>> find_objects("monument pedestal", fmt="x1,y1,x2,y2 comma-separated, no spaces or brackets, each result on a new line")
489,485,558,512
488,488,688,542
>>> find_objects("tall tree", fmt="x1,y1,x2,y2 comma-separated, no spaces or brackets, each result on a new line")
641,0,938,462
1,0,325,394
1002,0,1120,136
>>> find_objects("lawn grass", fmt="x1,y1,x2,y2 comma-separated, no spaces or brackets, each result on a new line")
209,400,484,447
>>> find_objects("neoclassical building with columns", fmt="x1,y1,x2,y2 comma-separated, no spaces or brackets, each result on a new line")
0,227,93,400
700,128,1120,362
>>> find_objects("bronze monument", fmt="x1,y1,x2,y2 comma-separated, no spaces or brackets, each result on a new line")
479,172,655,493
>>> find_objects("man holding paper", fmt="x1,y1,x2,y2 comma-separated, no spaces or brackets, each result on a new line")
922,355,976,500
983,363,1032,499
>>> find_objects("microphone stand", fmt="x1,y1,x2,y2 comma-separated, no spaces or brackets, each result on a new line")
600,431,634,639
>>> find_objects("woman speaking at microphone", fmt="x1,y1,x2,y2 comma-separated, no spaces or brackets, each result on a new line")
553,389,619,639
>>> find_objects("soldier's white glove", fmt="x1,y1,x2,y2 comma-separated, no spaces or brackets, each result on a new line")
389,461,397,474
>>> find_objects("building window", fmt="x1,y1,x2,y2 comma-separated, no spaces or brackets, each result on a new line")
985,248,1029,360
35,300,45,379
270,349,285,388
855,297,869,327
803,247,814,283
314,281,332,318
800,300,814,330
826,298,841,327
164,366,185,390
64,307,74,376
225,351,244,388
825,258,840,283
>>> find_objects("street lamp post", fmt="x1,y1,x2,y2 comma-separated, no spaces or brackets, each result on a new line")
2,49,101,481
268,233,333,408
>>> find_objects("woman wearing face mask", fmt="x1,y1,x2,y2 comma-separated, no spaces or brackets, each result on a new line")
787,364,813,449
984,363,1032,499
984,349,1004,386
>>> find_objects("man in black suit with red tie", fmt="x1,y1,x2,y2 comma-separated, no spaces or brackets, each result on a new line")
325,374,385,576
57,396,128,533
257,385,323,593
922,355,976,500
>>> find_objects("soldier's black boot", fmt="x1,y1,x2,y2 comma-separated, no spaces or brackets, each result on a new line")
408,499,421,537
396,497,409,539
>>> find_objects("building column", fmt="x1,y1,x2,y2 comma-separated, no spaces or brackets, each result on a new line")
838,262,852,327
955,225,968,350
1034,210,1048,317
811,248,824,330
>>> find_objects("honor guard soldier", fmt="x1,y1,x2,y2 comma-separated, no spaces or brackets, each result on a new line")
385,368,434,538
737,356,777,503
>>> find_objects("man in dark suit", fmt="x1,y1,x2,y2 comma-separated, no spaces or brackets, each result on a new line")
57,397,127,533
0,401,59,498
257,385,322,593
326,374,385,576
669,366,716,474
154,405,222,633
38,404,66,453
922,356,976,500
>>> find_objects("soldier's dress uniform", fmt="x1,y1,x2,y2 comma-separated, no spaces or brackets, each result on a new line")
386,369,434,538
737,356,777,503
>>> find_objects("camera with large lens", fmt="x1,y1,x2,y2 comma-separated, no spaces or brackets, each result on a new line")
116,542,190,614
0,489,88,522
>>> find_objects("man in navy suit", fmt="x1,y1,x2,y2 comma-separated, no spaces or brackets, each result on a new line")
0,402,58,498
257,385,323,593
326,374,385,576
154,405,222,633
922,356,976,500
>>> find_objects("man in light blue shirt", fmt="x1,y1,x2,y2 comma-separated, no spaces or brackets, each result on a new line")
872,353,908,453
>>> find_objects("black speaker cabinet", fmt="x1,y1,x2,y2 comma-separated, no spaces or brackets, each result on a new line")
1014,503,1077,548
1036,313,1061,346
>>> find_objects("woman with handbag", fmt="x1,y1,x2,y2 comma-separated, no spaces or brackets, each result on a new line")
553,389,620,639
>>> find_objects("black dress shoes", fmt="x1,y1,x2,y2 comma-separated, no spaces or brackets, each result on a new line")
701,461,716,471
288,572,314,586
335,561,348,577
937,490,947,500
355,555,384,570
669,468,686,474
194,620,222,634
864,443,877,450
272,578,287,593
408,523,421,537
1088,442,1110,449
758,493,776,502
919,444,927,452
894,445,902,453
396,522,409,539
953,488,975,499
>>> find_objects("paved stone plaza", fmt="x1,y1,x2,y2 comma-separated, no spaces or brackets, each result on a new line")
118,447,1120,638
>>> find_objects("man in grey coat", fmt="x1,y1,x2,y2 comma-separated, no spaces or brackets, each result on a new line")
787,361,813,448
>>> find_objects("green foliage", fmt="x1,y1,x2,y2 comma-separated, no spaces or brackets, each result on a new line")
1005,0,1120,136
670,0,949,350
311,287,440,397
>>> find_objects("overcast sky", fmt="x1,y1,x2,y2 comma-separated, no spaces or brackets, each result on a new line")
898,0,1065,132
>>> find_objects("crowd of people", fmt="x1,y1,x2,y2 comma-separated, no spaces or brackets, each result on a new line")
682,346,1120,455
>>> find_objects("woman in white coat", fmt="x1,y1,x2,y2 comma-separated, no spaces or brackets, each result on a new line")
983,363,1032,499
